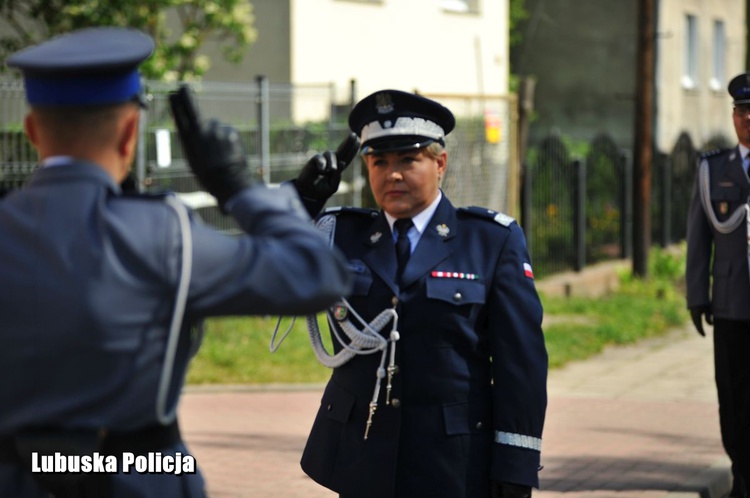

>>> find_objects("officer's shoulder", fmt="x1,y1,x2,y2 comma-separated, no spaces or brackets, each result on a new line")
458,206,516,229
320,206,379,219
114,190,176,212
119,190,171,201
699,148,732,161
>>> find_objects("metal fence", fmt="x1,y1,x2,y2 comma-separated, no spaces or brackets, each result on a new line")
522,130,729,279
0,79,519,230
0,79,35,196
4,75,733,280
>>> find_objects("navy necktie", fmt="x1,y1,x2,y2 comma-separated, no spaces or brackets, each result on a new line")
394,218,413,282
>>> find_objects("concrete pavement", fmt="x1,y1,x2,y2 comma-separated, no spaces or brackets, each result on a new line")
178,323,731,498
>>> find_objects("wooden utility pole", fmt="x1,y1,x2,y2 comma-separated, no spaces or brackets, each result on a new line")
633,0,656,277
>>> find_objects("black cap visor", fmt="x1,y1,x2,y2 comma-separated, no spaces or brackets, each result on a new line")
361,135,442,155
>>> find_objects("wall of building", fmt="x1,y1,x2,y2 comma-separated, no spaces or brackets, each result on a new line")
202,0,292,84
656,0,745,151
512,0,746,153
288,0,509,104
511,0,638,149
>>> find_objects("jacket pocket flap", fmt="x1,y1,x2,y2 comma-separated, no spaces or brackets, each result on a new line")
321,382,356,424
442,400,490,436
427,278,485,305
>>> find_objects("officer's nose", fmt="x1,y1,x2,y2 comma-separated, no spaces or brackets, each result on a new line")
387,164,405,181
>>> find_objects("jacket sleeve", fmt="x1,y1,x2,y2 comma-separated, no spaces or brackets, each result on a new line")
685,163,713,309
488,222,548,488
184,183,352,318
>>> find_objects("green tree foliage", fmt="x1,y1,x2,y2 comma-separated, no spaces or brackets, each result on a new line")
0,0,257,80
508,0,528,49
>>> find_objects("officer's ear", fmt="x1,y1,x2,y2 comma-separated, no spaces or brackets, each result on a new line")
436,149,447,176
117,106,140,162
23,112,39,148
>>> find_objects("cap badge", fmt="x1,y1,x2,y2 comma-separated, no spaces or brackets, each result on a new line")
375,92,394,114
436,224,450,237
370,231,383,244
720,202,728,215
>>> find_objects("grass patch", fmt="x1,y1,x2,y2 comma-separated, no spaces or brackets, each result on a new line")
186,316,333,385
542,244,688,368
186,245,689,384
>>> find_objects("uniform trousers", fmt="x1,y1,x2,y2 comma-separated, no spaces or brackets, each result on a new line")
714,319,750,498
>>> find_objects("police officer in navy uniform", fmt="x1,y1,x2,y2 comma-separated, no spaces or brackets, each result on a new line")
294,90,548,498
0,27,351,497
687,72,750,498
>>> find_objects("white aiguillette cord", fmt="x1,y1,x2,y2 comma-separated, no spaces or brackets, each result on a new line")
269,213,401,439
156,195,193,425
698,158,750,283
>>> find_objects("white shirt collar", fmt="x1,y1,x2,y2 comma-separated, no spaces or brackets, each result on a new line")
42,156,75,168
740,144,750,160
385,190,442,239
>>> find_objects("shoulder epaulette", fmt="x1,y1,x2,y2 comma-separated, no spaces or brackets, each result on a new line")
458,206,515,227
322,206,379,218
120,189,171,200
699,148,730,160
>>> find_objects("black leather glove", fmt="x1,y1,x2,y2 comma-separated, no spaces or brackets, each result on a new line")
295,132,360,202
689,305,713,337
169,85,258,210
190,119,256,207
491,481,532,498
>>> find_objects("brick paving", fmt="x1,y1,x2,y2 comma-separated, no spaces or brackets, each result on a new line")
179,325,730,498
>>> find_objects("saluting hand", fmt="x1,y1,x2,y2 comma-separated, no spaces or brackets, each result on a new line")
295,132,360,202
169,85,259,210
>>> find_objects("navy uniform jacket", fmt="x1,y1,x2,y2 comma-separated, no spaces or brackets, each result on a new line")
0,161,351,498
686,147,750,320
300,194,548,498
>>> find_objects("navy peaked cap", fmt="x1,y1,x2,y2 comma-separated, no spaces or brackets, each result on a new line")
6,27,154,106
349,89,455,154
728,73,750,105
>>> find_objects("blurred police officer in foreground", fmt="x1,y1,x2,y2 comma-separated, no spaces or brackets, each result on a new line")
0,27,351,498
294,89,548,498
687,72,750,498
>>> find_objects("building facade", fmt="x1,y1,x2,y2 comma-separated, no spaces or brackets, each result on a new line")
512,0,746,152
205,0,510,104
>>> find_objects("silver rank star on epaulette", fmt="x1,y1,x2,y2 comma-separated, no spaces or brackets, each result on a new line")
459,206,516,227
493,212,514,227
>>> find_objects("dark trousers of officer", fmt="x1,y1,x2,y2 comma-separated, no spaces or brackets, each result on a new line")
714,319,750,498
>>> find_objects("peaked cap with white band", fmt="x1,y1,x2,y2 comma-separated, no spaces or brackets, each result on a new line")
729,72,750,106
348,89,455,154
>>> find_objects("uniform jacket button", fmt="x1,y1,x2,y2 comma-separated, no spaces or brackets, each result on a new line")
327,404,333,411
475,421,483,429
391,398,401,408
453,292,462,302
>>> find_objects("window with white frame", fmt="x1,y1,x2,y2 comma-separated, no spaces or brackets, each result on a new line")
682,14,698,89
710,20,726,91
